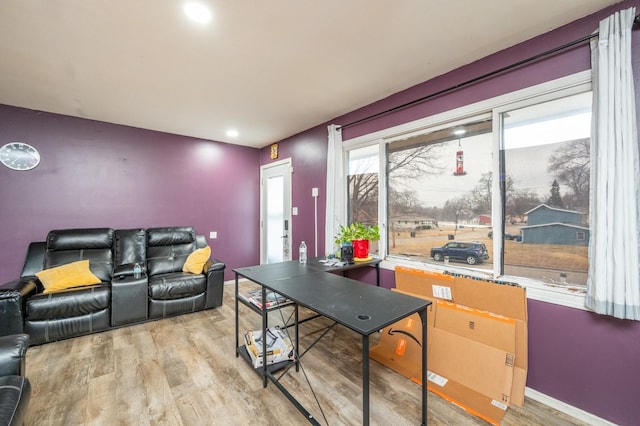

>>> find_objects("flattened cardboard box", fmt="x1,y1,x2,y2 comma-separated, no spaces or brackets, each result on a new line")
369,290,435,382
429,301,516,405
454,276,528,406
395,267,455,301
371,293,516,425
393,267,528,407
427,327,514,426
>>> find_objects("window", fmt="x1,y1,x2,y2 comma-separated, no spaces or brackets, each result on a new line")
341,72,592,296
386,118,493,269
347,145,379,255
500,91,591,285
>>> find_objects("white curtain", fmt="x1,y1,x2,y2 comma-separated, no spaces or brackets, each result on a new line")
325,124,346,256
586,7,640,320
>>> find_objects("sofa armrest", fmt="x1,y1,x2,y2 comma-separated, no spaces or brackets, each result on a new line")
111,274,148,326
0,334,29,376
0,279,38,337
204,258,225,309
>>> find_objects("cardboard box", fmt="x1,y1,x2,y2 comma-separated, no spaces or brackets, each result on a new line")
369,290,435,381
371,297,517,425
395,267,455,300
428,301,516,417
244,327,294,368
427,327,514,425
454,276,528,406
378,266,529,421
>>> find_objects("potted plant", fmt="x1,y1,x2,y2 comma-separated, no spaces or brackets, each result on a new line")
334,222,380,260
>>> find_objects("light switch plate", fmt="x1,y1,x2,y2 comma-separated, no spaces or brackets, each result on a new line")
292,207,298,215
312,187,319,197
209,231,217,239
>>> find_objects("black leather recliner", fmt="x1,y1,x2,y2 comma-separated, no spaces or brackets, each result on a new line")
26,228,114,345
146,227,223,319
0,226,225,345
0,334,30,426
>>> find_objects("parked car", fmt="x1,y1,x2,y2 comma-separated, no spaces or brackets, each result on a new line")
488,231,519,240
430,241,489,265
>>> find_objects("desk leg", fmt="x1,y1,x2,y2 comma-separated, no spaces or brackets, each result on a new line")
420,309,427,426
262,286,268,388
375,263,380,286
295,304,300,372
235,273,239,358
362,334,370,426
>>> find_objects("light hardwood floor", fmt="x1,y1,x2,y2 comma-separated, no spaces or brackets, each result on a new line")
24,282,591,426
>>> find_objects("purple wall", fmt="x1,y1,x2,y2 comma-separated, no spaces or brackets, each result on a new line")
528,300,640,426
0,106,260,281
259,125,329,258
263,1,640,424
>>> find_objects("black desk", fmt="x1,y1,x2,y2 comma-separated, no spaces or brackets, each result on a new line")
234,260,430,426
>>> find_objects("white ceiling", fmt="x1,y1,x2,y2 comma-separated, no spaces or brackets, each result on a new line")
0,0,620,149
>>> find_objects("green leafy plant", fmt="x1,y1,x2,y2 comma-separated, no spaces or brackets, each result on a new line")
334,223,380,246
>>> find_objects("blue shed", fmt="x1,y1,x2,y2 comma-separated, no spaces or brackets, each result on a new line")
525,204,583,226
520,222,590,246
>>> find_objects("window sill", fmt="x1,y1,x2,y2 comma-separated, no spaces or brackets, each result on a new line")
380,257,589,312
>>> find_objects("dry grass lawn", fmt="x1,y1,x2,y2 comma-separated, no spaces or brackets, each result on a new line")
389,227,588,271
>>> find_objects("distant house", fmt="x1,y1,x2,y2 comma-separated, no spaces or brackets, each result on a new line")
525,204,582,226
392,216,437,230
522,204,589,245
477,214,491,225
521,222,589,246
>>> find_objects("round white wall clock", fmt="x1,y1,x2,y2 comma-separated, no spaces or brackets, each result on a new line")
0,142,41,171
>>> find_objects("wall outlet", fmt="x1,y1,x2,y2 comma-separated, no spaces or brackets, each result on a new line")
209,231,217,239
312,187,319,197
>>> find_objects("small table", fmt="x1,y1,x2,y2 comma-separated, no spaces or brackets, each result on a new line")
234,260,430,426
308,256,382,286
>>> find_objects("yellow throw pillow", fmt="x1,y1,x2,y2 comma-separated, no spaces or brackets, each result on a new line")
182,245,211,274
36,260,102,294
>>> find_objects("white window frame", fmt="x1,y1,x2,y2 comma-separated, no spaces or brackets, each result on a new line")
342,70,592,310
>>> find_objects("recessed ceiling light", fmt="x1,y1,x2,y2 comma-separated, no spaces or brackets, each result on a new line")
184,2,212,23
226,129,239,138
454,129,466,136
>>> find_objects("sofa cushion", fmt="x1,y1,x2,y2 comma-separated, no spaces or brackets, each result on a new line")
148,273,206,300
182,246,210,274
146,227,197,276
36,260,102,294
26,310,110,345
114,228,146,267
26,284,111,321
47,228,113,251
44,228,114,282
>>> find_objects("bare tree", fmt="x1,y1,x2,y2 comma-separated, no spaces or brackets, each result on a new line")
468,172,514,215
507,189,541,222
348,172,378,224
388,144,445,183
349,143,444,225
547,138,590,210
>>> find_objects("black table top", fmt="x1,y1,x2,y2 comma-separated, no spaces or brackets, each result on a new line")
235,262,429,336
234,257,381,282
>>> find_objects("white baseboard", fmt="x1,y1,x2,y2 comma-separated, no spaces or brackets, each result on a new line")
525,387,616,426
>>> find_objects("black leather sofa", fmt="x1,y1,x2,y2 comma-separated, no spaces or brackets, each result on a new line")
0,334,30,426
0,227,225,345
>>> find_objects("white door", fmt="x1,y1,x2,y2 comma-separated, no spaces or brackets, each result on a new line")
260,158,292,264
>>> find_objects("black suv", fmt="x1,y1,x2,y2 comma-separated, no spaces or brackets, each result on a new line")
430,241,489,265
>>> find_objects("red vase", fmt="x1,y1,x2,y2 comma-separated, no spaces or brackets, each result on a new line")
352,239,369,259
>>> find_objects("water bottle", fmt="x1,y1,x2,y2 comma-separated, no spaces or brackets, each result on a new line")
299,241,307,264
133,262,142,279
